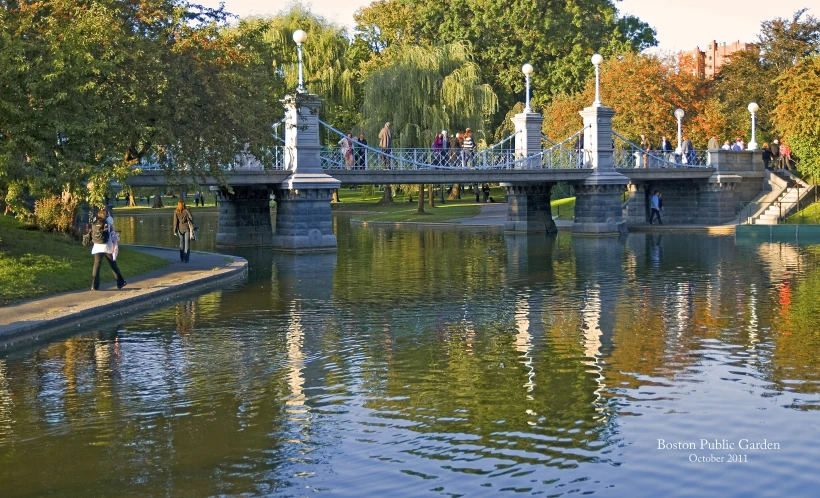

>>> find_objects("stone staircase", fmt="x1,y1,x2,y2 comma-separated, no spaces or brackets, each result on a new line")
753,170,813,225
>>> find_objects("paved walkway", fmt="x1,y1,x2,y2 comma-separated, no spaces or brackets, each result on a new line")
0,246,247,349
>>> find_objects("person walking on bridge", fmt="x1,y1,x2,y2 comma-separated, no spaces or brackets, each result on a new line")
355,133,367,169
660,136,674,163
708,135,720,150
448,132,461,167
770,139,781,169
461,128,475,168
379,122,392,169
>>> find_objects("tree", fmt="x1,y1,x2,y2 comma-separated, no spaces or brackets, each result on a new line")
773,54,820,179
248,4,359,137
0,0,281,212
354,0,656,126
360,42,497,147
713,10,820,142
541,53,718,147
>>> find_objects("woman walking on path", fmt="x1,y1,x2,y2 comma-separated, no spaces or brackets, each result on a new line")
91,208,126,290
173,201,195,263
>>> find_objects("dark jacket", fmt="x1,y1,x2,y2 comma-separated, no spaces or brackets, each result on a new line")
174,209,194,234
769,142,780,158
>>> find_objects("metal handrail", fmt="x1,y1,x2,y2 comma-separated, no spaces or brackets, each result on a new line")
612,131,711,168
318,120,586,170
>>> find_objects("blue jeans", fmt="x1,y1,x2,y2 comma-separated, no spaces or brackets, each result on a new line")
178,230,190,262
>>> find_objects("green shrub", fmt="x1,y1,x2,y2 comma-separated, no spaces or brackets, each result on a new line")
34,196,78,234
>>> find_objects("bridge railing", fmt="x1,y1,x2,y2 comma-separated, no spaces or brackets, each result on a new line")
319,120,588,170
133,146,287,171
612,132,711,168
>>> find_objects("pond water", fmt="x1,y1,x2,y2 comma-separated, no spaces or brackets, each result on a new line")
2,213,820,497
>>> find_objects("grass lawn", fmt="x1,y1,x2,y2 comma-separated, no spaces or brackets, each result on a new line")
786,201,820,224
0,215,169,305
551,197,576,220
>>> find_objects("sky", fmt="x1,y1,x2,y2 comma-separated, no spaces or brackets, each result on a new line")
198,0,814,53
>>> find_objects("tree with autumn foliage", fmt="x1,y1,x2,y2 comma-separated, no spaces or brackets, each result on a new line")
540,52,723,148
773,54,820,180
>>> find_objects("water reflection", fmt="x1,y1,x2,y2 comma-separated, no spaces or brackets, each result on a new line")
2,225,820,496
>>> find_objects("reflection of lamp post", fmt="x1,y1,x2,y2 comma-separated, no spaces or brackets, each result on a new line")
747,102,759,150
293,29,307,93
591,53,603,107
522,63,534,112
674,108,685,155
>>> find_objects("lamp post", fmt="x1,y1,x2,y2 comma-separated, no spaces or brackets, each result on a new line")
747,102,759,150
591,53,603,107
293,29,307,93
674,108,685,156
522,63,534,112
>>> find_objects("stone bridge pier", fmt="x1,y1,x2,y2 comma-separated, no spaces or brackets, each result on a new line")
216,186,274,246
216,91,340,251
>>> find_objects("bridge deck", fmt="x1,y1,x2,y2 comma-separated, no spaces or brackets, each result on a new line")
126,167,716,188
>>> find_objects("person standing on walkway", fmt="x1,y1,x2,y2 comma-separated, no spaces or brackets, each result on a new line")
781,142,792,170
355,133,367,169
708,135,720,150
339,132,354,169
379,122,392,169
770,139,781,168
660,136,673,162
461,128,475,168
448,132,461,167
649,191,663,225
762,142,772,169
173,200,195,263
91,208,126,290
639,134,651,168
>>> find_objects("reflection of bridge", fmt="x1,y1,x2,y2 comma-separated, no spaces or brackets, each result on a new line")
126,89,768,252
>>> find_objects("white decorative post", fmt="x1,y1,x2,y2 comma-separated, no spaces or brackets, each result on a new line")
591,53,603,107
293,29,307,93
747,102,759,150
270,31,341,251
512,64,542,166
505,64,555,233
674,108,685,156
572,53,629,235
522,63,533,112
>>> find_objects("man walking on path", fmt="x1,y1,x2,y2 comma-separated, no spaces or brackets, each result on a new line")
708,136,719,150
379,122,392,169
649,191,663,225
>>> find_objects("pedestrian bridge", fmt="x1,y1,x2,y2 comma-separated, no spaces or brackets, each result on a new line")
122,91,768,249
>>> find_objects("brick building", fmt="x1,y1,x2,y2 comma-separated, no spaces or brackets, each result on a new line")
679,40,756,78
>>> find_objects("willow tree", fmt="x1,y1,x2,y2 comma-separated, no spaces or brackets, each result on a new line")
360,42,496,204
361,42,498,148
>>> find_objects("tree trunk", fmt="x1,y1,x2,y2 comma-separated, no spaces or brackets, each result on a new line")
152,194,164,208
332,189,340,203
449,183,461,200
417,184,425,213
428,184,435,208
376,185,394,205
